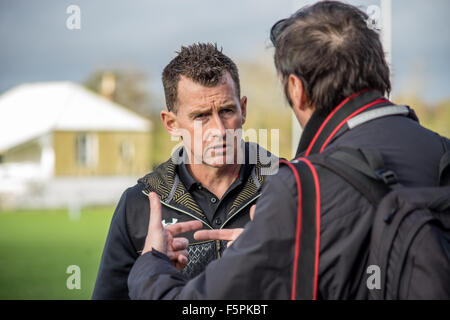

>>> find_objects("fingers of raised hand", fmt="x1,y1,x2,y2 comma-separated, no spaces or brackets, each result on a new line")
165,220,203,236
193,228,243,242
148,192,163,231
171,237,189,251
167,250,189,270
249,204,256,220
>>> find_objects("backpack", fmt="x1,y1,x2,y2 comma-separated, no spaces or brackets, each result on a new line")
283,102,450,300
308,145,450,299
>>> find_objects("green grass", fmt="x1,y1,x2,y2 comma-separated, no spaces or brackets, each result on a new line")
0,207,114,300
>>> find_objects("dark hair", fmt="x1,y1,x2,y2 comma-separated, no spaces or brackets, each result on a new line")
270,1,391,115
162,43,241,112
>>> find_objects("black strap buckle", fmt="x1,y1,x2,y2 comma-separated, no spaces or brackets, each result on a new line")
375,169,398,186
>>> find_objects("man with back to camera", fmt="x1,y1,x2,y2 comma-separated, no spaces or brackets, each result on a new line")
92,43,277,299
126,1,450,299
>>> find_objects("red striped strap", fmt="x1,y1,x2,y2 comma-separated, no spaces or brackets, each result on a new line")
305,93,390,156
319,98,389,153
279,158,321,300
279,159,303,300
305,90,369,156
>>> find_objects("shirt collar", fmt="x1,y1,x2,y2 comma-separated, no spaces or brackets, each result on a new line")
177,160,199,191
176,147,254,191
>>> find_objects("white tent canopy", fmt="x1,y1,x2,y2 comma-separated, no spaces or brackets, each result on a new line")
0,82,151,152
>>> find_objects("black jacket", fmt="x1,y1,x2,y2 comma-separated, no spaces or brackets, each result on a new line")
92,142,277,299
127,90,449,299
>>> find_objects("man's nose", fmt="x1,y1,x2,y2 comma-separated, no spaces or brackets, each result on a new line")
208,112,227,138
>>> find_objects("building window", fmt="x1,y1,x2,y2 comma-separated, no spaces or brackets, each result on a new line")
76,133,98,167
120,140,135,163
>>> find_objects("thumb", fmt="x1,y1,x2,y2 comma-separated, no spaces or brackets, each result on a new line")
249,205,256,221
148,192,163,231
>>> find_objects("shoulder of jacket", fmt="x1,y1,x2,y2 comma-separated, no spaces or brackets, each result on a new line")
137,156,178,199
123,183,147,202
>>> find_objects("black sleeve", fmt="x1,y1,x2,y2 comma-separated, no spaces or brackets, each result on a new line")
127,167,299,300
92,188,139,300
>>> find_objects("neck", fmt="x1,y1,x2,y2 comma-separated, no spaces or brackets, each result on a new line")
186,162,241,199
295,105,315,129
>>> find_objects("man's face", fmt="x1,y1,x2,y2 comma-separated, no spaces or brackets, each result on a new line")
172,72,247,167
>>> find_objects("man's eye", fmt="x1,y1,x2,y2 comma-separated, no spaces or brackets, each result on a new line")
221,109,234,115
195,114,207,119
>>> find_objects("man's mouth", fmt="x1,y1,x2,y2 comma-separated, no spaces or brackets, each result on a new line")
206,144,231,154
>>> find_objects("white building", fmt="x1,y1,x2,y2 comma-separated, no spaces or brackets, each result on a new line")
0,82,152,209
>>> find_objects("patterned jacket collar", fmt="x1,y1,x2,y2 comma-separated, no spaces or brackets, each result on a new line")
138,142,278,220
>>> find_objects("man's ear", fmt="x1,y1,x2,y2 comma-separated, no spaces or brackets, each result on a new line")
288,74,308,113
240,96,247,125
288,74,315,128
160,110,180,137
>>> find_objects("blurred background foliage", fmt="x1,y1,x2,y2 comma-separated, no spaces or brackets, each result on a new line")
394,94,450,138
83,57,450,170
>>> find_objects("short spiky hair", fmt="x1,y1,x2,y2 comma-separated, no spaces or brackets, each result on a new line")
162,43,241,112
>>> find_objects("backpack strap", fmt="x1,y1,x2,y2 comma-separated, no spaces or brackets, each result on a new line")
279,158,321,300
330,148,401,188
439,137,450,186
307,147,396,207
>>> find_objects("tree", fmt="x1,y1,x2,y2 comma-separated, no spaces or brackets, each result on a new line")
237,54,293,160
83,69,177,168
84,69,154,118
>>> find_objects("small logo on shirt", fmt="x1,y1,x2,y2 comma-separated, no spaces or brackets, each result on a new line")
162,218,178,227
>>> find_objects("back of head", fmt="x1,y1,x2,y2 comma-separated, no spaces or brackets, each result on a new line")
271,0,391,115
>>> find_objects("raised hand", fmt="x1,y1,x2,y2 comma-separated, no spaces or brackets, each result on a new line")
142,192,203,270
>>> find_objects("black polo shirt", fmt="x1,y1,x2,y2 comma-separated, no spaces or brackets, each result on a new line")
176,162,254,226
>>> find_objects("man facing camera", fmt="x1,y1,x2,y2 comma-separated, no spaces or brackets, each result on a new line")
92,43,277,299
